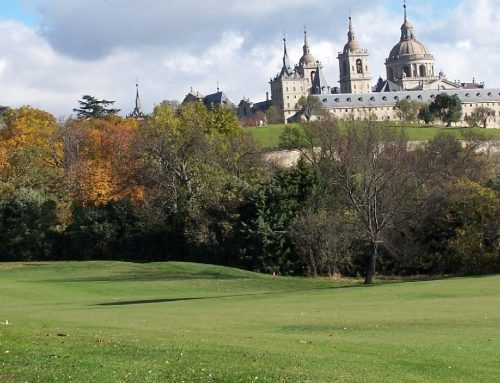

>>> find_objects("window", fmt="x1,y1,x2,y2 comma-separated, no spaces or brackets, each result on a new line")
356,59,363,74
403,66,411,78
419,65,426,77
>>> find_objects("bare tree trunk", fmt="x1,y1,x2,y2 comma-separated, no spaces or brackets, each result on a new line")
364,241,378,284
309,249,318,277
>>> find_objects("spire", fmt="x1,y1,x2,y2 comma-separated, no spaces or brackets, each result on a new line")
135,82,142,111
129,81,145,119
343,15,361,53
303,27,310,55
401,0,414,40
347,16,356,43
280,37,293,77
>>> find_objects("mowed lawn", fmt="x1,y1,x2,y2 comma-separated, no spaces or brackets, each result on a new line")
0,262,499,383
246,124,500,148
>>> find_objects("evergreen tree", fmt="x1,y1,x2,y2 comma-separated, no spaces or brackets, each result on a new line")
73,95,120,120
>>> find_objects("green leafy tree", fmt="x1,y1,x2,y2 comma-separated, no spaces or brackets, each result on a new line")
298,95,323,122
0,188,59,261
73,95,121,120
465,107,495,129
237,158,318,274
265,106,280,124
418,103,435,124
429,93,462,127
395,99,421,123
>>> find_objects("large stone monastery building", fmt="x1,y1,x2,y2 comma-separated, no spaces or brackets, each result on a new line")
262,4,500,128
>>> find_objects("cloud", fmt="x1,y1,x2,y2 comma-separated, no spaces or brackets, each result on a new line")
30,0,377,60
0,0,497,117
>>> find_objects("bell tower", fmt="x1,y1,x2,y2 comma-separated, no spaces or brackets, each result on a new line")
338,17,372,94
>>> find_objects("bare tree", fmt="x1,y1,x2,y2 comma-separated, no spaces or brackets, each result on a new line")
316,120,424,284
290,208,353,277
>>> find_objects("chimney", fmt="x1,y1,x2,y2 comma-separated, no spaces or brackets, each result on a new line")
266,92,269,101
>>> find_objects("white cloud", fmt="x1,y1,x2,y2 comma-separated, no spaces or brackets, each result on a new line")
0,0,498,117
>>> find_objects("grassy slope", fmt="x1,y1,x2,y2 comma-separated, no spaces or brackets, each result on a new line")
246,124,500,148
0,262,499,383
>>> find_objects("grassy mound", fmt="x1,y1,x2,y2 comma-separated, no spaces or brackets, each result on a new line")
0,262,498,382
246,124,500,148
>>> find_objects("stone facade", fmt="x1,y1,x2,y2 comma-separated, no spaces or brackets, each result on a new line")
262,4,499,128
338,18,372,94
269,33,329,123
320,88,500,128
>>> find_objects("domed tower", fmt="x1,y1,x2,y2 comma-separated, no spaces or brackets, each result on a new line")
297,29,317,88
385,2,436,89
337,17,372,94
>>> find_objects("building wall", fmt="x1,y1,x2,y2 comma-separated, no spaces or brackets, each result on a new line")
338,50,372,94
325,100,500,128
270,77,308,123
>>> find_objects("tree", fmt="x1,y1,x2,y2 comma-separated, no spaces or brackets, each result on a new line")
465,107,495,129
0,107,64,199
73,95,120,120
395,99,421,123
265,106,280,125
298,95,323,122
0,188,59,261
290,208,353,277
315,121,424,284
418,103,435,124
429,93,462,127
62,117,141,205
237,158,318,274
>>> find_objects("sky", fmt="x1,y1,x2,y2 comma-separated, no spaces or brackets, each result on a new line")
0,0,498,117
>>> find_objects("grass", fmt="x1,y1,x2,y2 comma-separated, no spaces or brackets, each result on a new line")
0,262,499,382
245,124,500,148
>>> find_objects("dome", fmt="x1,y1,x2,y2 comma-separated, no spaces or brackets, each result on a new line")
343,40,362,52
388,38,430,60
299,30,316,67
299,52,317,66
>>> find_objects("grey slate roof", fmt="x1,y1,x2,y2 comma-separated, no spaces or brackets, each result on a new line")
319,88,500,109
311,63,330,95
203,91,234,108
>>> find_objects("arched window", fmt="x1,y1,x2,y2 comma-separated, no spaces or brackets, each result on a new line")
403,66,411,78
356,59,363,74
343,61,348,75
419,65,426,77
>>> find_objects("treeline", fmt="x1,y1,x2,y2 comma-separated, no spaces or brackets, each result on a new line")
0,104,498,282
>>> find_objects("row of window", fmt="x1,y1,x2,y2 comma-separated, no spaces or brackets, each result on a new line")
326,92,500,105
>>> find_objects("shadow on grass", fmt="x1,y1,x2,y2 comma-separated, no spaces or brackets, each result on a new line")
49,273,251,283
96,284,369,307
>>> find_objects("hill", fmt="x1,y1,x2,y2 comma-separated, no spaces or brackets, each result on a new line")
0,262,498,382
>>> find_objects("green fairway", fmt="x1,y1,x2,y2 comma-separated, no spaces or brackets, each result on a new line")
0,262,499,382
246,124,500,148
